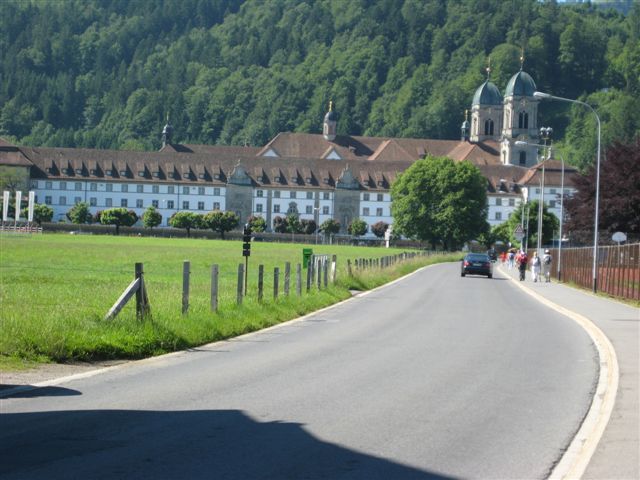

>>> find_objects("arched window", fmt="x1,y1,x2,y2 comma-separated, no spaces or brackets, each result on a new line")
484,119,494,136
519,151,527,165
518,112,529,129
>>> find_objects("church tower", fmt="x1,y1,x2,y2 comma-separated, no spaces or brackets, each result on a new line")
500,54,540,167
470,60,503,143
323,101,337,141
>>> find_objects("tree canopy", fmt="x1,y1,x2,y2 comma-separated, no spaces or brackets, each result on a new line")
0,0,637,172
391,156,489,249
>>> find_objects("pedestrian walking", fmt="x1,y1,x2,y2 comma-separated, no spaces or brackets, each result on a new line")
543,249,552,283
531,252,541,282
517,250,528,281
508,250,515,269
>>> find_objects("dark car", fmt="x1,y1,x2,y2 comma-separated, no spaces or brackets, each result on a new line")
461,253,493,278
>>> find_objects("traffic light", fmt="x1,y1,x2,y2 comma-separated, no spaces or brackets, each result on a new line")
242,224,252,257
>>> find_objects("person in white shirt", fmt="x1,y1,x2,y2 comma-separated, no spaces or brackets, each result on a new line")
542,249,553,283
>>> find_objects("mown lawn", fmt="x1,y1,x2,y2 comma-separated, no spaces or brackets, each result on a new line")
0,233,458,367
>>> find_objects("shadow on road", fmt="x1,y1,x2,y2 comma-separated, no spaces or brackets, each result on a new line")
0,385,81,398
0,409,455,479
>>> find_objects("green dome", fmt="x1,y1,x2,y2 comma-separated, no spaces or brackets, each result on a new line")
505,70,537,97
472,81,502,106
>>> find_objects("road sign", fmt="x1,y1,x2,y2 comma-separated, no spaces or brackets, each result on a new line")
513,225,524,241
612,231,626,243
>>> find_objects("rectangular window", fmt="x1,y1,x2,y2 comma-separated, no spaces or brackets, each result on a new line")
274,191,280,198
75,182,82,191
213,202,220,210
198,201,204,210
167,200,174,209
363,207,370,216
256,204,263,213
45,181,52,189
90,197,97,207
137,185,143,193
167,186,175,194
363,193,370,201
376,208,383,216
90,183,97,191
183,201,189,210
74,196,82,204
106,184,113,192
377,193,383,202
495,198,502,206
306,205,313,214
136,199,143,208
213,187,220,196
290,191,296,199
535,188,540,194
106,198,112,207
495,212,502,220
59,196,66,205
121,184,128,193
121,198,128,207
323,192,330,200
152,200,159,208
509,198,515,207
152,185,159,194
257,190,263,198
550,188,556,194
274,204,280,213
183,187,190,195
59,181,67,190
322,206,329,215
198,187,205,195
306,191,313,199
549,200,556,208
45,196,52,205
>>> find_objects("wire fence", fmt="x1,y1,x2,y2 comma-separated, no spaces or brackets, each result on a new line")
544,243,639,301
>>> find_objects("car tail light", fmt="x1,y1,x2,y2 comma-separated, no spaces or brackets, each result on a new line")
464,261,471,266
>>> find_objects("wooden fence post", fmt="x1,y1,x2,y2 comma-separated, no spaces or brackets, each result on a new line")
258,264,264,302
182,261,190,314
331,255,337,283
237,263,244,305
296,263,302,296
284,262,290,296
347,259,352,276
211,264,219,312
274,267,279,300
306,262,312,292
323,258,328,287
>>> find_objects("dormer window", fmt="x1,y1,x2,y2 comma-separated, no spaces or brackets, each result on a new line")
153,171,160,178
213,174,220,180
138,171,145,177
75,169,83,174
90,169,97,175
46,167,54,173
120,170,127,176
106,169,113,176
305,177,312,183
168,172,175,178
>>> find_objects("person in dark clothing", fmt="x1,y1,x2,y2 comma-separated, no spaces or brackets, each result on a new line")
517,251,528,281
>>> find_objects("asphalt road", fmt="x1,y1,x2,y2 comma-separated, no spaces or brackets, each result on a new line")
0,262,598,479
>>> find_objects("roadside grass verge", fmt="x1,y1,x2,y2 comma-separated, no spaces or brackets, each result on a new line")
0,233,456,368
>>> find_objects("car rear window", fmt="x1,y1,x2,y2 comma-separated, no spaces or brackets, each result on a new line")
466,254,489,261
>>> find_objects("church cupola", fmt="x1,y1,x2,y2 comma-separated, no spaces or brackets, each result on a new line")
323,101,337,141
162,115,173,148
500,51,541,167
470,59,503,143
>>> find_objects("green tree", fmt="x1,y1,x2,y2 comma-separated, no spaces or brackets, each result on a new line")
300,218,316,235
391,156,489,250
66,201,92,224
493,200,559,249
272,215,287,233
319,218,340,239
246,215,266,233
202,210,239,239
168,211,201,237
348,218,368,237
142,206,162,229
100,208,138,235
27,203,53,226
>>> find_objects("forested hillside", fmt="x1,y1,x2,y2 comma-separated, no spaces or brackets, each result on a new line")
1,0,638,170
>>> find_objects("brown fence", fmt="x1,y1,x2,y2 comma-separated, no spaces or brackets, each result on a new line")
541,243,639,301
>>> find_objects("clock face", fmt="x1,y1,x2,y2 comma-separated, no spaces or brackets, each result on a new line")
520,99,527,107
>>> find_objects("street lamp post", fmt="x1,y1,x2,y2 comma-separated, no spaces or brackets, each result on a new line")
534,91,601,293
557,154,565,281
314,207,320,244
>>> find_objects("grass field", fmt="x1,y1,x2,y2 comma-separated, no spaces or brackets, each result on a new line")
0,233,458,368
